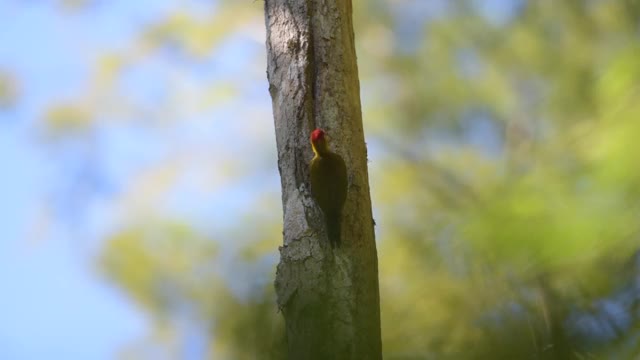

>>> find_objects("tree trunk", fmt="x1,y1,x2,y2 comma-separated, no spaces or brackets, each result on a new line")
264,0,381,359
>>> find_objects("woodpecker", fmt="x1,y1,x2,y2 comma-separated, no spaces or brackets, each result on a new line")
309,128,348,247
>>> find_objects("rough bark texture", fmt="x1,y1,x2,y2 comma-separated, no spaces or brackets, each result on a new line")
264,0,381,359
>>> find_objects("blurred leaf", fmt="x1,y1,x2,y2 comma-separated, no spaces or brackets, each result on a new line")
0,70,20,110
100,220,218,313
43,104,92,136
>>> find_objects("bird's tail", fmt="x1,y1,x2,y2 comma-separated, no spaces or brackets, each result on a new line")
326,211,342,247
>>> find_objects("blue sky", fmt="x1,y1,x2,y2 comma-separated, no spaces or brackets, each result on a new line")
0,1,145,356
0,1,250,358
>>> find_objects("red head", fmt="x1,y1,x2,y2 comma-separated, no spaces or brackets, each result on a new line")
310,128,329,154
311,128,325,143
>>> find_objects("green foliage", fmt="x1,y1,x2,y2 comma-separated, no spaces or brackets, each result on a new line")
100,220,285,359
101,221,218,313
366,1,640,358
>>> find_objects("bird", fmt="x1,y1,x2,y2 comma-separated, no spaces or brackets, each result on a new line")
309,128,348,247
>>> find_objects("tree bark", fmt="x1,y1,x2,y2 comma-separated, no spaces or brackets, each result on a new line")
264,0,381,359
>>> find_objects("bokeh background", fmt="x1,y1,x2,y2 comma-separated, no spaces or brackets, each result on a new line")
3,0,640,359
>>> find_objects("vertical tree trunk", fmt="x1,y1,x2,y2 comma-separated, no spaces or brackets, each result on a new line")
264,0,381,359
